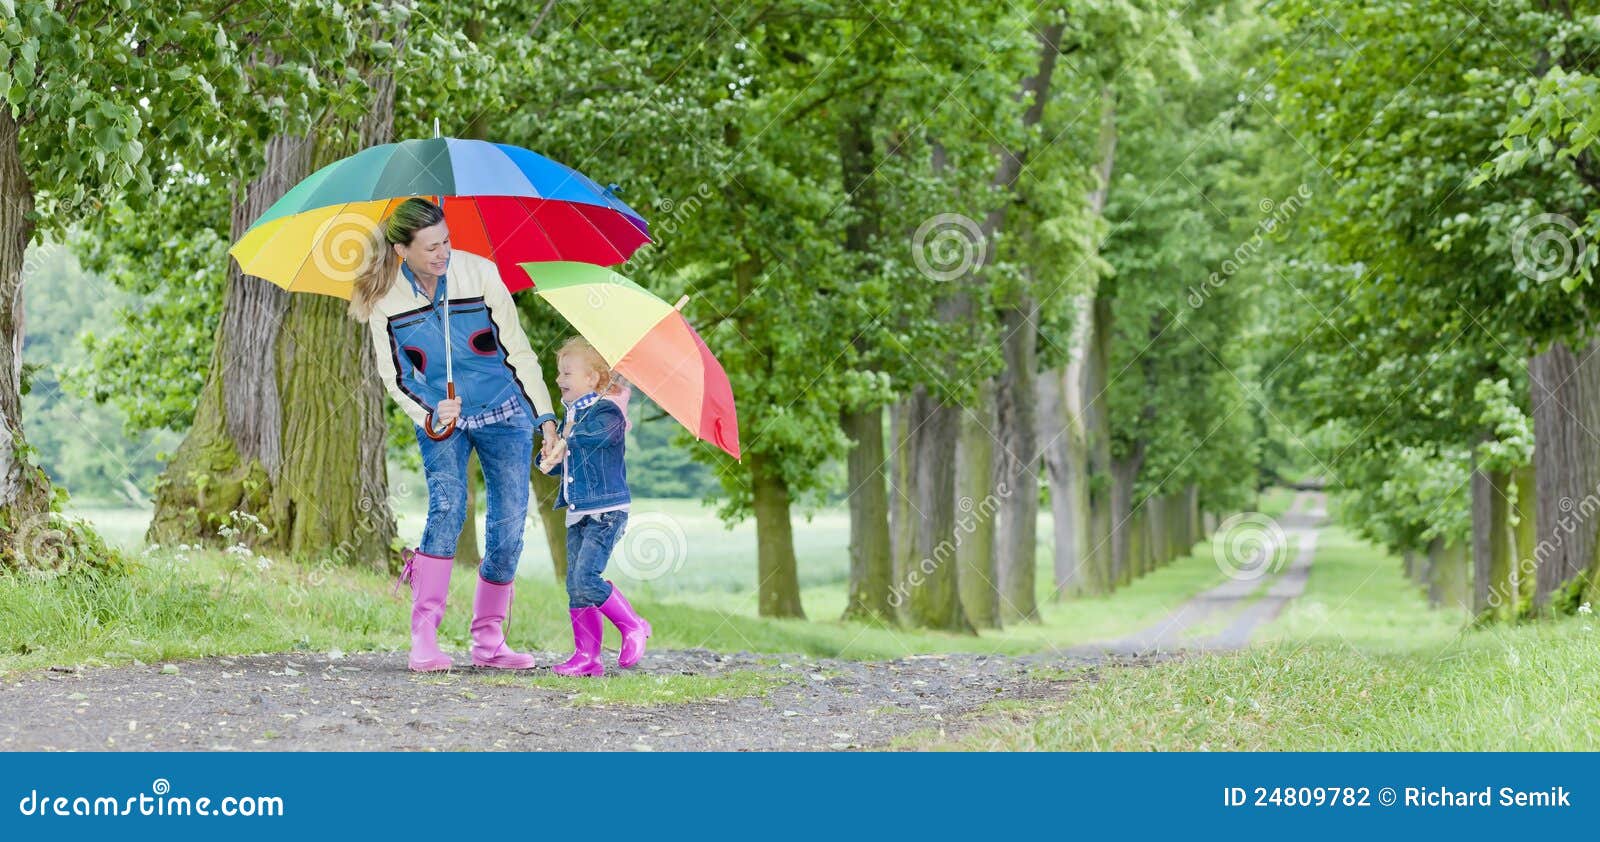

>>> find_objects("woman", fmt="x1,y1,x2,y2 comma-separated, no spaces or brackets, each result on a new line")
350,198,560,672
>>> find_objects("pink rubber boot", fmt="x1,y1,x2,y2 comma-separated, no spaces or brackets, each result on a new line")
551,607,605,677
597,581,652,668
469,577,537,669
397,548,453,672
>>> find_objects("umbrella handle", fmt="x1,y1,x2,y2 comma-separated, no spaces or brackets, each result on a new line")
424,382,458,440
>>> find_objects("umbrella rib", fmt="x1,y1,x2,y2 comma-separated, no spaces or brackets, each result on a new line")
515,196,565,268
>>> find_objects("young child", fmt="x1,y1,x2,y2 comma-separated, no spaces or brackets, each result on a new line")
540,337,651,677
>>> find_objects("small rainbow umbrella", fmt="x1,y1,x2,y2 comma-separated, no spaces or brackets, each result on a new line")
228,136,651,298
522,262,741,460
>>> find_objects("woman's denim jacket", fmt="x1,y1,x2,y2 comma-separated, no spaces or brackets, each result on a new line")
541,397,630,511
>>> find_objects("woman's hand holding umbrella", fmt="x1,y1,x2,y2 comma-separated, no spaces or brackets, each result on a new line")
434,397,462,426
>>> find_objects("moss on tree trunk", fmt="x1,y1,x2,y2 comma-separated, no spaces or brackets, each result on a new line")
955,395,999,629
841,405,894,623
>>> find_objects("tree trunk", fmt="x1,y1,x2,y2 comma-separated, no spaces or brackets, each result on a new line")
1082,296,1116,592
1042,88,1118,598
1109,442,1144,587
1184,484,1201,554
994,305,1040,622
1427,536,1471,617
837,98,894,625
147,132,310,549
0,110,55,569
750,450,804,618
1470,458,1512,621
267,19,405,569
842,406,894,623
888,399,914,623
893,385,972,632
1145,493,1168,572
272,289,396,568
956,390,999,629
150,18,410,565
980,24,1065,621
1528,341,1600,608
1038,362,1088,597
1511,463,1537,615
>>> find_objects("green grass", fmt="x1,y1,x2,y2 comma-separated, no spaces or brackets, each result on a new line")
469,669,791,706
914,525,1600,751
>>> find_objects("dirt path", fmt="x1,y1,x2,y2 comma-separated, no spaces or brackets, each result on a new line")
1091,491,1324,654
0,497,1323,752
0,648,1167,752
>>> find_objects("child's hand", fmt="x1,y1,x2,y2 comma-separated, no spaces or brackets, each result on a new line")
538,438,568,472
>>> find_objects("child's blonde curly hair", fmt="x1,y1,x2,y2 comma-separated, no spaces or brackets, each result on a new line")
557,336,623,395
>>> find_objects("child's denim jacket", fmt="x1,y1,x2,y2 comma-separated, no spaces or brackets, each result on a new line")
542,395,630,511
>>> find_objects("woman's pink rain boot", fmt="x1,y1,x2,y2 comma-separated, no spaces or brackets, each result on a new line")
551,607,605,677
469,577,537,669
397,549,454,672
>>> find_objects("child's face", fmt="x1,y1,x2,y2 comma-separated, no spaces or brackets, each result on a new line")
555,354,601,402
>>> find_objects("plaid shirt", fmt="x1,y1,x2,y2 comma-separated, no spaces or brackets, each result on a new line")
458,395,523,430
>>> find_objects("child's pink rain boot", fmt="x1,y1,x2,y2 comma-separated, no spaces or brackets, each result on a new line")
397,548,454,672
551,607,605,677
469,577,537,669
597,581,651,668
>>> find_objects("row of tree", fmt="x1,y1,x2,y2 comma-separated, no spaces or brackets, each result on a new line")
1263,0,1600,618
3,1,1288,629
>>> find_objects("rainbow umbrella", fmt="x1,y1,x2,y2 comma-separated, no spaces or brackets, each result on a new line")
522,262,741,460
228,137,651,298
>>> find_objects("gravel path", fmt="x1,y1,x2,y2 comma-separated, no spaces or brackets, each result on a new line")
0,648,1164,752
1091,492,1324,654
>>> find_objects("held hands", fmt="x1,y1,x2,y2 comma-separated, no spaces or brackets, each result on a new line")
538,434,568,473
538,420,564,471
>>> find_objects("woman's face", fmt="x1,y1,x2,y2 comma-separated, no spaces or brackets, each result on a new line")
555,354,601,403
394,220,451,279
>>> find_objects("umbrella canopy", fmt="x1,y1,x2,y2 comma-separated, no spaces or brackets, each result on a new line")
522,261,741,460
229,137,651,298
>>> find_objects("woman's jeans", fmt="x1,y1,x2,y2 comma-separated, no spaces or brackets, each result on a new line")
566,510,628,608
414,407,533,584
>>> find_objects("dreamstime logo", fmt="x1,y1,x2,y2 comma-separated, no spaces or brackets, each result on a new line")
13,512,70,578
1212,512,1287,581
16,777,285,818
1511,213,1585,283
614,512,687,581
310,212,381,284
912,213,986,282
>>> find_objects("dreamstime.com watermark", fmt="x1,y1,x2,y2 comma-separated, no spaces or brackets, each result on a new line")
16,778,284,818
1187,184,1313,309
888,482,1011,607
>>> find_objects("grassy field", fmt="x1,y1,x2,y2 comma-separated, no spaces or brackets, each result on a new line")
0,490,1300,674
916,525,1600,751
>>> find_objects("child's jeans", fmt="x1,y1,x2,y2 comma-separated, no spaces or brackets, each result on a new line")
566,509,628,607
413,406,533,584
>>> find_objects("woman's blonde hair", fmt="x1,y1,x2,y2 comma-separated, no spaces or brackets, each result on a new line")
558,336,621,395
348,198,446,321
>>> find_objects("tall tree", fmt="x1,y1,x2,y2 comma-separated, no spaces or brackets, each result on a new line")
0,0,244,569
